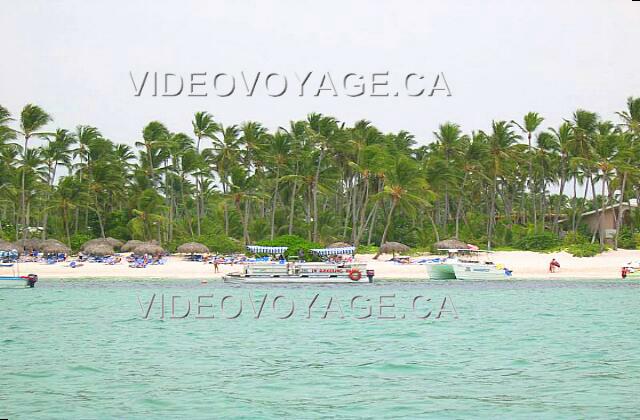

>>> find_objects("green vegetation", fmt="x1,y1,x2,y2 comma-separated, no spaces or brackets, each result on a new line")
515,233,561,252
256,235,321,260
1,98,640,254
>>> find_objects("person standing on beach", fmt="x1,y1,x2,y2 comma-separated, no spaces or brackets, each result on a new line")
549,258,560,273
213,258,220,273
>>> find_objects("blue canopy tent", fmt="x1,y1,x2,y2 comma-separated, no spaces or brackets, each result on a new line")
246,245,289,254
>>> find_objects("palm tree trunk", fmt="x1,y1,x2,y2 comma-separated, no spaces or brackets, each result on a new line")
20,135,29,239
488,176,498,250
614,172,628,250
312,149,325,242
597,177,607,250
355,177,370,246
270,167,280,240
553,158,566,233
373,199,397,259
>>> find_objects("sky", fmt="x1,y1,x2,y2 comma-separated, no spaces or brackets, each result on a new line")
2,0,639,148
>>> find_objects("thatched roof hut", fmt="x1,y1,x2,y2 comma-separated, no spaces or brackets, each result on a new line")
379,241,410,256
434,239,469,250
83,243,115,256
121,240,144,252
177,242,209,254
132,243,164,255
328,241,351,248
41,239,70,254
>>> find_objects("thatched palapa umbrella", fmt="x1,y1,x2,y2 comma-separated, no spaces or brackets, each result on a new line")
327,241,351,248
132,243,164,255
121,240,144,252
434,239,469,250
16,238,44,252
177,242,209,254
0,240,18,252
83,243,115,256
81,237,124,251
378,241,410,257
41,239,71,255
105,237,124,249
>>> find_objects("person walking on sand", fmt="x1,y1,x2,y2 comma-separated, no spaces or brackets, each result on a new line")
549,258,560,273
213,258,220,273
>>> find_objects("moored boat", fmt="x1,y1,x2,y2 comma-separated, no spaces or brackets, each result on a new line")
1,250,39,288
453,262,513,280
425,257,457,280
224,245,373,284
223,262,373,284
621,261,640,279
426,248,513,280
0,274,38,288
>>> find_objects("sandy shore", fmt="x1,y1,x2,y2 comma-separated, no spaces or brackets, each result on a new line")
5,250,639,281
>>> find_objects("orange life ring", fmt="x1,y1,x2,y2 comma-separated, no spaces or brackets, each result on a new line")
348,269,362,281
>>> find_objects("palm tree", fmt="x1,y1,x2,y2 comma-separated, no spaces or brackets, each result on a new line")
372,155,433,259
547,122,574,232
513,112,544,230
266,130,291,239
305,113,340,242
206,125,242,236
40,128,74,238
481,121,521,249
192,112,219,235
15,104,51,239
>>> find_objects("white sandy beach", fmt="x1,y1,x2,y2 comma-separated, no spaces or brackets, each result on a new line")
6,250,639,281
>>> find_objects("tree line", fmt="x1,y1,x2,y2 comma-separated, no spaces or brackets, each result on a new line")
1,98,639,252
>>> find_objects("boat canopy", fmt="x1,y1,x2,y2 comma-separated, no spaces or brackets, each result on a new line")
310,247,355,256
246,245,288,254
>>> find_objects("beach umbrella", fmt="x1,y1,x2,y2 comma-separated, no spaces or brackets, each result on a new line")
81,237,124,251
132,243,165,255
41,239,70,255
83,243,115,256
177,242,209,254
105,237,124,249
16,238,44,252
327,241,351,248
121,240,144,252
434,239,469,250
378,241,410,256
0,240,18,252
80,238,104,251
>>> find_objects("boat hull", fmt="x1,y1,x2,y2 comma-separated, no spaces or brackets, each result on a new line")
453,263,512,280
426,263,456,280
223,274,372,284
0,277,29,288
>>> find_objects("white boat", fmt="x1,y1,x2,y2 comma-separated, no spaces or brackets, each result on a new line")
0,250,38,288
426,249,513,280
453,261,513,280
425,257,457,280
622,261,640,279
223,262,373,284
0,274,38,288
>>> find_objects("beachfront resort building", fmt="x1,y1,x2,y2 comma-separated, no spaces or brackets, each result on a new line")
578,200,638,244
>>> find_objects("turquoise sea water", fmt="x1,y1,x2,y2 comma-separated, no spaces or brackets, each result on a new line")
2,279,640,419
